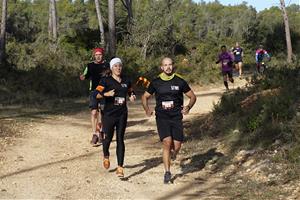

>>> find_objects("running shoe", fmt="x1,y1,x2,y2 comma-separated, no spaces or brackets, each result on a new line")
164,171,172,184
90,134,99,147
116,166,124,178
103,158,110,169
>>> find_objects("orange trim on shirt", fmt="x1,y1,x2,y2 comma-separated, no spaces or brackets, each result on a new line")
96,85,105,92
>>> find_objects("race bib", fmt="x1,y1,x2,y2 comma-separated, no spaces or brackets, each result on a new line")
222,59,230,65
162,101,174,110
114,97,125,105
236,52,240,55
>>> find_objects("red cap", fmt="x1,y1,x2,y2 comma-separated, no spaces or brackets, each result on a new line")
93,48,104,55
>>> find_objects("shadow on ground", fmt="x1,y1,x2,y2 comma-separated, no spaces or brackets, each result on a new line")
0,151,97,180
125,129,156,140
172,148,224,183
123,156,162,180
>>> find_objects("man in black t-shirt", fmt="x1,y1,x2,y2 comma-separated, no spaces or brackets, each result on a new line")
80,48,110,146
142,57,197,184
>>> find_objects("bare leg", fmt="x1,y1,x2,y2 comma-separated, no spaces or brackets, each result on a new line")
235,63,239,72
171,140,182,160
91,109,99,134
162,137,172,172
239,62,243,77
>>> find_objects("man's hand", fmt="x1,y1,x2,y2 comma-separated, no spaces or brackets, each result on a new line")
105,89,115,97
79,74,85,80
181,106,190,115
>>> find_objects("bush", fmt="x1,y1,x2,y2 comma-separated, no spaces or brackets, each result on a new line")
206,66,300,150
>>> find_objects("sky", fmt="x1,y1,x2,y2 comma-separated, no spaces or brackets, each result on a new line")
193,0,300,11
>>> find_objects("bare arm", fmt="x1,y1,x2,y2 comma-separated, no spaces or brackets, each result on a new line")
141,91,153,117
182,90,197,115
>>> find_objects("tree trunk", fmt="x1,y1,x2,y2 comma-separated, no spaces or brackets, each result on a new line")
141,35,150,60
48,1,52,39
121,0,133,31
108,0,116,57
95,0,105,47
0,0,7,64
49,0,57,42
280,0,293,63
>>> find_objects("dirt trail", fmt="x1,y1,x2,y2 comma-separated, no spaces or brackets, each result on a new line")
0,80,246,199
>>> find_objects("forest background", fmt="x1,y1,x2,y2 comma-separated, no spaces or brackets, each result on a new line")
0,0,299,104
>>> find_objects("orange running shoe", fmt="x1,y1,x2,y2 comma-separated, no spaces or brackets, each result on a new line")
103,158,110,169
116,166,124,178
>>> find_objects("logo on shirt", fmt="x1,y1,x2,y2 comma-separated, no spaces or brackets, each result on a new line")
170,85,179,90
121,84,128,88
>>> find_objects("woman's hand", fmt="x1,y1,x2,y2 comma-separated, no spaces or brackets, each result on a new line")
129,94,136,102
104,89,115,97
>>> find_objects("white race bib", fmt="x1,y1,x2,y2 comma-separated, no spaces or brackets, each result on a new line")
162,101,174,110
222,59,230,65
114,97,125,105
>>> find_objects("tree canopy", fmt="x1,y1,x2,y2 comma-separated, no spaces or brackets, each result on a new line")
0,0,299,100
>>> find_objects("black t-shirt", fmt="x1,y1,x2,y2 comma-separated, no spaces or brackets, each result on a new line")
84,62,109,90
232,47,243,62
147,75,191,119
98,76,133,117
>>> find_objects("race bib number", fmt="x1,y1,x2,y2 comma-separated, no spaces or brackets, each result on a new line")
114,97,125,105
222,59,230,65
162,101,174,110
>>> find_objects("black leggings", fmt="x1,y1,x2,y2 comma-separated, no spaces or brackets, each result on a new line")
102,113,128,167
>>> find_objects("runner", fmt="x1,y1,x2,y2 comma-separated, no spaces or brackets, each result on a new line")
94,57,136,178
79,48,110,146
141,57,197,184
232,42,244,78
255,44,270,74
216,45,234,90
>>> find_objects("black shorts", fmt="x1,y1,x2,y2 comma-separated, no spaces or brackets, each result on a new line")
222,71,233,78
89,90,105,111
156,117,184,142
234,60,242,64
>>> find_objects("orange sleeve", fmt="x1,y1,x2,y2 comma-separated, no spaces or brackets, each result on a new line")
96,85,105,92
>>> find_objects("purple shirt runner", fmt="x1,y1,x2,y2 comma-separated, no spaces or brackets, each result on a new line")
218,52,234,72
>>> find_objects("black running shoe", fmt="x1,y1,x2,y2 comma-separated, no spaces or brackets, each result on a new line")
164,171,172,184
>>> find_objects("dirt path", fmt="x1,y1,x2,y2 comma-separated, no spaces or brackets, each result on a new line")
0,80,246,199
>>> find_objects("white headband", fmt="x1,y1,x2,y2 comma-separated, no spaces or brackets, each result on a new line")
110,58,122,69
